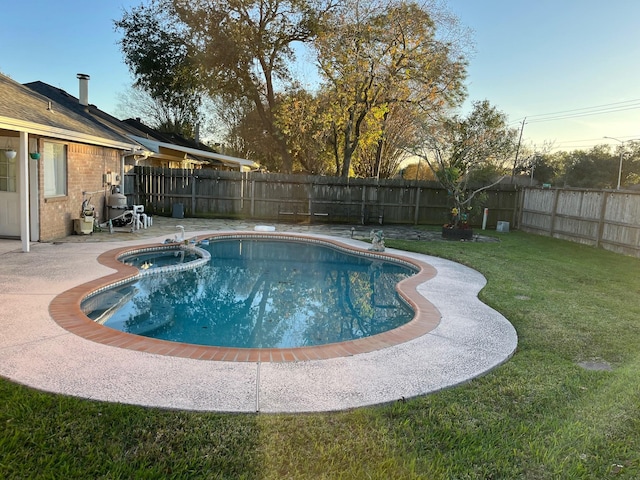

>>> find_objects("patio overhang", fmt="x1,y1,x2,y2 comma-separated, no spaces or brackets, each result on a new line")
1,119,145,253
129,135,260,171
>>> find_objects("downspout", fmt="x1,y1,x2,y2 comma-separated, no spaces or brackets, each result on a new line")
120,152,126,192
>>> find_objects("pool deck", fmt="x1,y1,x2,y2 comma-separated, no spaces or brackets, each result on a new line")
0,219,517,413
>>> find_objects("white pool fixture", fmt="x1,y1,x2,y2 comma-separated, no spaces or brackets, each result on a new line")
254,225,276,232
175,225,185,242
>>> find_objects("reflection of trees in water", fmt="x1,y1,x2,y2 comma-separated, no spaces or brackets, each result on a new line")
96,241,414,348
306,262,410,345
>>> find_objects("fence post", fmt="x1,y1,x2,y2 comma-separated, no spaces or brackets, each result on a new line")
240,172,246,212
361,185,367,225
595,192,609,248
250,179,255,217
413,186,421,225
549,189,560,236
516,187,525,229
191,172,196,216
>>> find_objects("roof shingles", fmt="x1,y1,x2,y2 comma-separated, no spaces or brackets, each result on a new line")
0,73,138,147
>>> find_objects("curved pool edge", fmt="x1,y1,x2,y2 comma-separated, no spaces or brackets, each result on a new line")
0,230,518,413
49,232,441,362
117,244,211,277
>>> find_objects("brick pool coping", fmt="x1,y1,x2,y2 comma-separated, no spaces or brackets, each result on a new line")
49,232,441,362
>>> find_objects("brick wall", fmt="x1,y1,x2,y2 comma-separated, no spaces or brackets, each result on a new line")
38,141,121,241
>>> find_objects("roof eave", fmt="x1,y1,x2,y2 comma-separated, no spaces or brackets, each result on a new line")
129,134,259,169
0,115,141,151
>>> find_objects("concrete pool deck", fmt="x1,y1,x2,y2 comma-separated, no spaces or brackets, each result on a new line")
0,219,517,413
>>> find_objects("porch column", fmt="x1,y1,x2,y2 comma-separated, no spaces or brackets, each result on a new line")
19,131,30,253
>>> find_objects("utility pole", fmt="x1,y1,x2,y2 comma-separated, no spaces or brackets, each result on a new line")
511,118,526,183
604,136,626,190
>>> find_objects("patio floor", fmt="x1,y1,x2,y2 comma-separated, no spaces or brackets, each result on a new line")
0,218,516,413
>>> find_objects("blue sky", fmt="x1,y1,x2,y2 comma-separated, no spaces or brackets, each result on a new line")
2,0,639,152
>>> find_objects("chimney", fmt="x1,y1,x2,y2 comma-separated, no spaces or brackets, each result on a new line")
77,73,90,106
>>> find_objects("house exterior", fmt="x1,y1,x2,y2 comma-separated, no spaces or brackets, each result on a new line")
0,73,258,251
0,73,143,250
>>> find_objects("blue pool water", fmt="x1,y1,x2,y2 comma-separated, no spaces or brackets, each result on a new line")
82,238,416,348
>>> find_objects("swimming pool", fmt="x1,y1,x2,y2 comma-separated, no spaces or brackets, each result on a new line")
54,233,441,362
82,238,417,348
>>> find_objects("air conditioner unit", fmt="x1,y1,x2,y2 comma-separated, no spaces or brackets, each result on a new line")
496,221,510,233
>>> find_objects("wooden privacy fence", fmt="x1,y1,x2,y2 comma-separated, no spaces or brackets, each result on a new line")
125,167,519,227
520,186,640,257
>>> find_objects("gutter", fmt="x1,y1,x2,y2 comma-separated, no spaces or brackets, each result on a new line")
0,115,140,151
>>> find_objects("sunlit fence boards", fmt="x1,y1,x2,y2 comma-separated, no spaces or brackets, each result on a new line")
520,187,640,257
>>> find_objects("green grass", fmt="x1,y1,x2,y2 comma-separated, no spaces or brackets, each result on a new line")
2,231,640,479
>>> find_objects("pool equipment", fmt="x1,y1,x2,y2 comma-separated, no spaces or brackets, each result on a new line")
102,192,151,232
74,196,95,235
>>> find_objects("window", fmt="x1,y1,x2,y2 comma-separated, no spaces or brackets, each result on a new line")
43,142,67,197
0,154,16,192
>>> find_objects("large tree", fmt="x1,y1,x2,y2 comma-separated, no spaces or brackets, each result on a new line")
115,86,215,140
274,87,336,174
117,0,335,172
314,0,467,177
354,103,421,178
557,146,619,188
115,1,204,137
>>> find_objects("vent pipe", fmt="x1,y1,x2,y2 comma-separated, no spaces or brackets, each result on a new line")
77,73,90,106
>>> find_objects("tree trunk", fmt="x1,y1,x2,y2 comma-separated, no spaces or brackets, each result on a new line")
341,150,353,178
373,111,389,179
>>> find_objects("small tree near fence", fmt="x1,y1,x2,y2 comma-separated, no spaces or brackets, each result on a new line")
409,100,518,228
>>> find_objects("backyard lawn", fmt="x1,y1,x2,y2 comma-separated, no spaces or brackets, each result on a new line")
1,230,639,479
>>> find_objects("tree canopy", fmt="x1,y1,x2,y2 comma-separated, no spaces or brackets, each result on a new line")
498,139,640,190
117,0,333,170
115,1,640,190
115,1,204,137
116,0,473,175
313,0,467,177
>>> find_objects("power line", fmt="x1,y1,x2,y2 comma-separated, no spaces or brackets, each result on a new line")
527,104,640,123
526,98,640,119
555,135,637,145
555,137,607,145
511,98,640,124
539,136,640,151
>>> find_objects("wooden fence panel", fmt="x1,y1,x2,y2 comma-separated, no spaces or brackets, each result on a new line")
127,167,519,227
520,186,640,257
515,188,551,232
